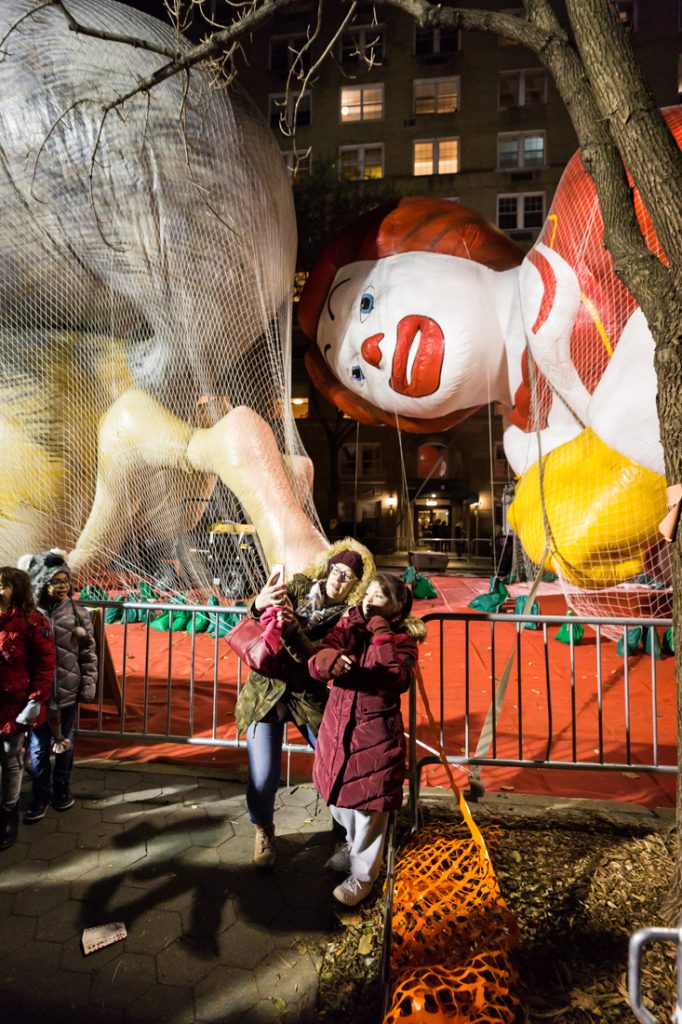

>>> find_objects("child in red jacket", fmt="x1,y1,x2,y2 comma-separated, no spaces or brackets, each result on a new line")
308,573,425,906
0,567,55,850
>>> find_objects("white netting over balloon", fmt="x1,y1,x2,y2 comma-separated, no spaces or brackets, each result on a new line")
0,0,326,595
505,114,678,628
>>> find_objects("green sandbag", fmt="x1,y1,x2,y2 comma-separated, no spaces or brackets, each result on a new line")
644,627,662,659
79,584,108,602
187,608,211,633
412,574,438,600
616,625,643,657
104,595,125,624
139,580,159,602
207,608,242,637
663,626,674,655
123,591,144,623
555,612,584,645
402,565,417,585
469,577,508,612
150,596,190,632
514,595,540,629
187,595,220,634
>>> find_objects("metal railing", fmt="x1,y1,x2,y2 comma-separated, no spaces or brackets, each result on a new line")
629,927,682,1023
79,601,675,791
408,609,675,826
78,599,314,784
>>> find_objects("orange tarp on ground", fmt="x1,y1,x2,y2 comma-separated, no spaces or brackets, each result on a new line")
77,576,676,808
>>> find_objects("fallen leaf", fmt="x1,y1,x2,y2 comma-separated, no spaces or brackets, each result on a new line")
357,933,373,955
337,912,362,927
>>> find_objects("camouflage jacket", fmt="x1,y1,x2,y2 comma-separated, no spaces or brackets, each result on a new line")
234,573,349,735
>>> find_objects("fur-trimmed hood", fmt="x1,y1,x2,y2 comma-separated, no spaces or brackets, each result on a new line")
302,537,375,607
402,615,427,643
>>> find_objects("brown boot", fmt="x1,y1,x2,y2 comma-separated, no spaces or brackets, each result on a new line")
253,824,276,869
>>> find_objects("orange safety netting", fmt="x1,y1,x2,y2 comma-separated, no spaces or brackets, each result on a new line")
383,668,521,1023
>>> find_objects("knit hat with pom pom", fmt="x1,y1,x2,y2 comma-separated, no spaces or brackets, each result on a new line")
19,549,71,604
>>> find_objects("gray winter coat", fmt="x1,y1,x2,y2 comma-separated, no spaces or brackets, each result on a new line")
39,598,98,708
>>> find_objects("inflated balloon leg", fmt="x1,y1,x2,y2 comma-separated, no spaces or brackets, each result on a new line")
187,405,328,577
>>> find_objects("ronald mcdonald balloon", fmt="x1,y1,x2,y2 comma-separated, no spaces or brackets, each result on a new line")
299,108,681,598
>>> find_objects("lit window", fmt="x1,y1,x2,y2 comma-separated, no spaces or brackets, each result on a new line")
291,397,309,419
498,131,545,170
413,138,459,176
339,144,384,181
340,24,385,63
269,33,309,73
499,69,546,108
414,77,460,115
269,92,312,130
284,149,311,183
616,1,636,31
497,193,545,231
340,84,384,122
415,25,459,56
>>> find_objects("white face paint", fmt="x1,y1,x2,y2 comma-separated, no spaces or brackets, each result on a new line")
317,252,513,419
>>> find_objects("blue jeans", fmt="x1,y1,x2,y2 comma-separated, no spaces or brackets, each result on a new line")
28,703,78,799
0,734,25,810
246,707,316,827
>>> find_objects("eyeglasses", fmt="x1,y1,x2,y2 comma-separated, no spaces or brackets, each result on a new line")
330,565,355,584
48,576,69,588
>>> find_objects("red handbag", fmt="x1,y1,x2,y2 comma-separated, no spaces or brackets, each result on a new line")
226,609,284,677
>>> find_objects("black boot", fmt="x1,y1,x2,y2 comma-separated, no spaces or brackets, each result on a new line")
0,807,19,849
24,795,50,823
52,783,75,812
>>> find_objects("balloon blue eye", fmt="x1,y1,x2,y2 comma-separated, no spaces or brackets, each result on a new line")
359,290,374,322
351,364,365,384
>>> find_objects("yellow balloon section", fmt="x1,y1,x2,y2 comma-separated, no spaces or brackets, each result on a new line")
509,429,667,589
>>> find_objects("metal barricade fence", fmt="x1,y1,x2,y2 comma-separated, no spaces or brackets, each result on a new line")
408,610,675,826
77,599,313,785
77,601,675,795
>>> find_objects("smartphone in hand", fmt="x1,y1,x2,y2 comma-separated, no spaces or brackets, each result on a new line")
270,563,285,584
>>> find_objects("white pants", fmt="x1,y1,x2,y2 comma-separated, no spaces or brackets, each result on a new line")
330,805,389,883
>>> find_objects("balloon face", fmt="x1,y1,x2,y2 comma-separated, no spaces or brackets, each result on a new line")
316,251,510,420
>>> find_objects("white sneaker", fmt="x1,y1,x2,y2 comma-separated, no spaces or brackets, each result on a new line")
332,874,374,906
325,843,351,872
253,825,276,869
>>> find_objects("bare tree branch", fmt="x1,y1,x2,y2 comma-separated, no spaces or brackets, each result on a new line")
381,0,670,323
54,0,178,59
377,0,550,51
0,0,55,57
279,0,358,141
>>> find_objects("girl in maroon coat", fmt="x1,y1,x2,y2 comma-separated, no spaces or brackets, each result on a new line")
309,573,426,906
0,567,55,850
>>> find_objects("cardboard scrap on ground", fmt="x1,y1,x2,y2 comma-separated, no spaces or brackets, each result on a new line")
82,922,127,955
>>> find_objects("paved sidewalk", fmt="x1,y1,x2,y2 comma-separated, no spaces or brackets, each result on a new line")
0,759,339,1024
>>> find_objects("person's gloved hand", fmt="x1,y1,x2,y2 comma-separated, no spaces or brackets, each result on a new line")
330,653,356,677
366,615,392,636
15,698,42,727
